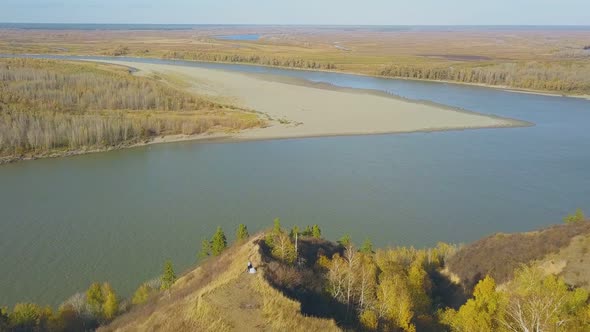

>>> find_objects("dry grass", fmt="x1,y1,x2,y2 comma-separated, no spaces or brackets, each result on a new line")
446,221,590,292
100,234,339,332
537,233,590,290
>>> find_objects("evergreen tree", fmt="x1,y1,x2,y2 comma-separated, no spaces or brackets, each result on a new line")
210,227,228,256
338,234,352,247
312,224,322,238
198,239,211,260
360,238,374,254
236,224,249,241
160,260,176,290
302,225,313,236
273,218,282,234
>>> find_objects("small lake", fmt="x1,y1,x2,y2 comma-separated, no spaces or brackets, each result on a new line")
214,34,261,41
1,55,590,307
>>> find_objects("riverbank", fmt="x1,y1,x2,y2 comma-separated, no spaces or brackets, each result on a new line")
0,132,235,165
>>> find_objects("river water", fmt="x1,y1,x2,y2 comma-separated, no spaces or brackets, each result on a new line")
0,55,589,306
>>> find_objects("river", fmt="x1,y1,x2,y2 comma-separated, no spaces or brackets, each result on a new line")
0,55,589,306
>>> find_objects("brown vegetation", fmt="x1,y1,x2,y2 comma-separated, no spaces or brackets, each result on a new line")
0,58,264,163
377,61,590,94
446,221,590,292
2,26,590,95
162,51,336,70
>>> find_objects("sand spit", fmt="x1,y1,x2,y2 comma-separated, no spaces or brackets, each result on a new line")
94,60,530,141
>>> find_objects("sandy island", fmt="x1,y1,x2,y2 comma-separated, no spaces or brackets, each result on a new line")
92,60,530,142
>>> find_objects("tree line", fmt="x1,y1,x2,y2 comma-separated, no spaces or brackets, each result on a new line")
160,51,337,70
377,61,590,94
260,218,590,331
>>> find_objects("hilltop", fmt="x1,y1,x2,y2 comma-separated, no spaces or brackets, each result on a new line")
100,233,340,332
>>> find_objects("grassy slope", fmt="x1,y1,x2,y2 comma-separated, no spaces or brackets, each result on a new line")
100,234,339,332
445,221,590,292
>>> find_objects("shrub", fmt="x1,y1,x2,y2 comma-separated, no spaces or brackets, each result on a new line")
564,208,586,224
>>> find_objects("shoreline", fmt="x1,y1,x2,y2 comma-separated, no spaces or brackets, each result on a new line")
3,53,590,101
0,120,532,166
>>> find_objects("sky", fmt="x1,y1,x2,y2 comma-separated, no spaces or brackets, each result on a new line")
1,0,589,25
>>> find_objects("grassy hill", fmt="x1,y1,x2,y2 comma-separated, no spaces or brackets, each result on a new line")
100,234,339,332
446,221,590,292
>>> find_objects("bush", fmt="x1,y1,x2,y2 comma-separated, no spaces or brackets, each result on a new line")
564,208,586,224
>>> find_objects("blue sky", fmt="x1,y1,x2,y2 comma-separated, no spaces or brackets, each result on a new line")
1,0,589,25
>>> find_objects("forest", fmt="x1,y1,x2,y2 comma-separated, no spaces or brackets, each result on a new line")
2,215,589,332
161,51,337,70
0,58,263,162
377,61,590,94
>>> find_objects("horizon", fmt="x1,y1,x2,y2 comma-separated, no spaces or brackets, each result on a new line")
2,0,589,25
3,22,590,26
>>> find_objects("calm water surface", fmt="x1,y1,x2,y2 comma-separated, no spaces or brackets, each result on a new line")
1,55,589,306
214,34,261,41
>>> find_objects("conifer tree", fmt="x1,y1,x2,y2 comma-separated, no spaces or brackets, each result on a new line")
338,234,352,247
273,218,282,234
312,224,322,238
360,238,374,254
210,227,227,256
160,260,176,290
236,224,249,241
198,239,211,260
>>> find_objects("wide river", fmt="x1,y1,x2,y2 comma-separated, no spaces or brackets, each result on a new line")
1,55,589,307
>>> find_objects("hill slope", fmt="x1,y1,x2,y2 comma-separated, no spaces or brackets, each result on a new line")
100,235,340,332
446,221,590,292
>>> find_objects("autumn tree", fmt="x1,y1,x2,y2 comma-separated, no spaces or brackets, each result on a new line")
270,231,297,264
160,260,176,290
377,275,416,332
500,265,589,331
132,283,155,305
102,283,119,320
441,276,505,332
210,227,227,256
86,283,105,316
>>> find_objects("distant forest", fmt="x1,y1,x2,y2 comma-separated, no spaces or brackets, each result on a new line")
377,61,590,94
